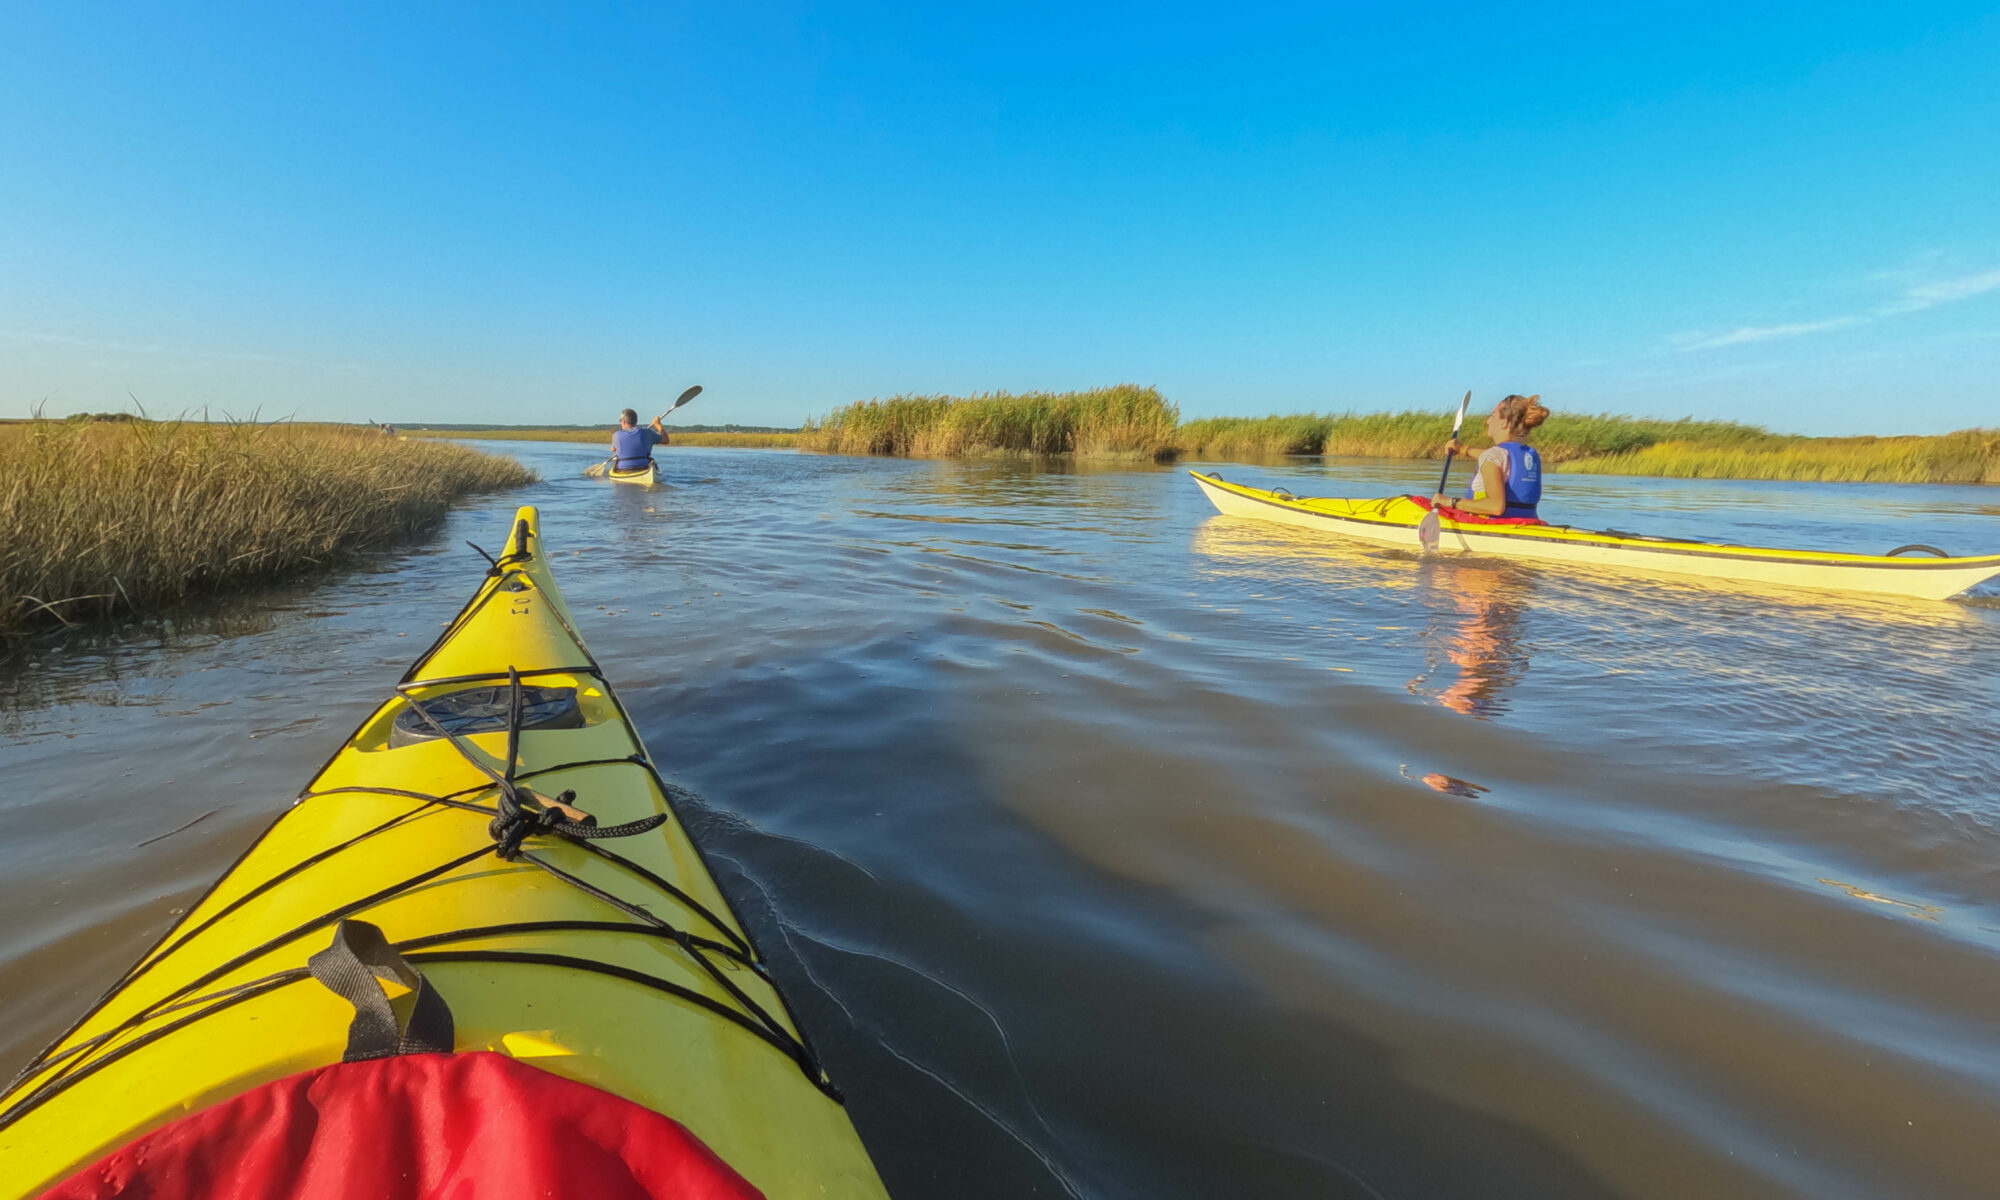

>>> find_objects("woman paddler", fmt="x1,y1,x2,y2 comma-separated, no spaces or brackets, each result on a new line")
1433,393,1548,519
611,407,669,471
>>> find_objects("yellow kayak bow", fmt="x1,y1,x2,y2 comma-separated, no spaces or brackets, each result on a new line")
0,507,888,1199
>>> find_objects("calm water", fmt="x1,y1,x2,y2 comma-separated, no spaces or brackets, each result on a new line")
5,443,2000,1199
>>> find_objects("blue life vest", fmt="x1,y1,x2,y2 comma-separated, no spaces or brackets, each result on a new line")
1462,441,1541,517
611,427,660,470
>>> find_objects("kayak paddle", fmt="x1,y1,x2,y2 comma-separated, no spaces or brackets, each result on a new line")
655,384,702,424
1418,391,1473,553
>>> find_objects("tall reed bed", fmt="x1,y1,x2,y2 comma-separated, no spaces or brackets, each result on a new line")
1174,411,1778,462
1,420,534,632
1174,414,1337,458
801,385,1180,458
1558,428,2000,483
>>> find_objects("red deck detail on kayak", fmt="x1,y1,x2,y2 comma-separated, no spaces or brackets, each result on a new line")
41,1050,765,1200
1404,495,1549,526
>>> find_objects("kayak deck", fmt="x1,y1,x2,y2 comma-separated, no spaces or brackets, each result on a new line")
1190,471,2000,601
0,508,886,1199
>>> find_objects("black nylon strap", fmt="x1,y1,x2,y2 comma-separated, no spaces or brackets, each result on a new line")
306,920,455,1061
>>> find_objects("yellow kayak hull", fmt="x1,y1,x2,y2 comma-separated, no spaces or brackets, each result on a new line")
609,461,661,486
1191,471,2000,601
0,507,887,1199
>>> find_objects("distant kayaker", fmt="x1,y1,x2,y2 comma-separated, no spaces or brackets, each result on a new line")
611,408,668,471
1435,394,1547,519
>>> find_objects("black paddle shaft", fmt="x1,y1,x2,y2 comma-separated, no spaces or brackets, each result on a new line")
1434,448,1459,494
1434,390,1472,495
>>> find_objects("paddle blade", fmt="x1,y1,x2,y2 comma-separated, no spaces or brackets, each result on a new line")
583,461,609,479
655,384,703,424
1418,507,1441,553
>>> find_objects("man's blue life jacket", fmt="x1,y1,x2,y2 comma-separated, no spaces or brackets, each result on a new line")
612,427,660,470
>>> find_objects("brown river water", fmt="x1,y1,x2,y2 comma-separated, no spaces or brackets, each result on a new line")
5,442,2000,1199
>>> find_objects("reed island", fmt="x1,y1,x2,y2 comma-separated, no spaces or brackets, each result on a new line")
2,418,534,633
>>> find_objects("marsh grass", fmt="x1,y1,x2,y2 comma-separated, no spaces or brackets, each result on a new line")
2,420,534,632
665,432,800,448
406,428,607,443
403,395,1997,485
1558,429,2000,483
1175,411,1780,462
1175,414,1337,458
801,385,1180,458
407,428,800,448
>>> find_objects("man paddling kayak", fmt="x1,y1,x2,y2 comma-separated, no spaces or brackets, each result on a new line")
1434,393,1548,518
611,407,669,472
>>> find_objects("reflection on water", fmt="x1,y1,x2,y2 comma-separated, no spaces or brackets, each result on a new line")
4,444,2000,1199
1410,561,1535,718
0,594,291,733
1187,517,1541,717
1407,768,1493,799
1817,878,1946,921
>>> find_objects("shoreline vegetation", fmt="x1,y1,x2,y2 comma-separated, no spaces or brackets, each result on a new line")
803,384,1177,458
2,419,534,634
408,428,802,448
416,386,1999,485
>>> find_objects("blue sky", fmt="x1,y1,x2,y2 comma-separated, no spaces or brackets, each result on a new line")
2,2,1995,435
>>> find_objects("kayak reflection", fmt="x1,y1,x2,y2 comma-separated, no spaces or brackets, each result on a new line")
1409,560,1536,719
1187,513,1416,596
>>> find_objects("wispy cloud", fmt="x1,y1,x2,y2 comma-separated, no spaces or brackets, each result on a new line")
1888,266,2000,313
1672,316,1864,350
1670,259,2000,352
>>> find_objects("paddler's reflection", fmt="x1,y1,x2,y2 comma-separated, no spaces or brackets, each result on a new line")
1409,560,1534,718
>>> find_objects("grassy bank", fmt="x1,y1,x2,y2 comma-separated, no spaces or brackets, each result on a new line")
1558,428,2000,483
401,391,1998,485
2,420,534,633
1163,409,1996,483
800,385,1179,458
406,428,800,448
672,431,800,447
1174,411,1779,462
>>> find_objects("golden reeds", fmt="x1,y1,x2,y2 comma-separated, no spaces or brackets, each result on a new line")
400,394,2000,486
1,420,535,632
1556,429,2000,483
1174,411,1782,463
665,432,800,448
404,429,802,448
800,385,1180,459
